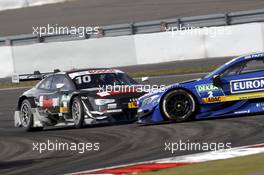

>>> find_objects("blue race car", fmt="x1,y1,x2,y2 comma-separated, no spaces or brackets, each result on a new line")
137,53,264,123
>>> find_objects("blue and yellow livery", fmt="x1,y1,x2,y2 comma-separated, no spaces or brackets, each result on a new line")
137,53,264,123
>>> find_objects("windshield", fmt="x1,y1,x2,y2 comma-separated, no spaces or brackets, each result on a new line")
203,65,223,79
203,57,239,79
71,73,138,90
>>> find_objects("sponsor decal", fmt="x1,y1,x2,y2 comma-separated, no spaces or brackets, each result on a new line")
88,69,115,74
97,91,111,97
234,110,250,114
196,84,219,93
202,91,264,104
81,96,88,100
69,69,123,79
39,96,59,108
39,96,44,106
255,103,264,111
110,89,138,95
107,103,117,109
195,84,224,98
203,97,222,103
231,77,264,94
105,109,122,113
53,98,60,107
256,103,264,108
61,94,70,101
97,90,139,97
60,107,68,113
128,102,138,109
43,99,53,108
60,95,70,113
244,53,264,59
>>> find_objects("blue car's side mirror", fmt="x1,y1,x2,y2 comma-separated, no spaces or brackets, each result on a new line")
213,75,222,87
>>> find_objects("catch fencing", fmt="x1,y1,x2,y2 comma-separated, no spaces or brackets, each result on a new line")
1,8,264,78
0,8,264,46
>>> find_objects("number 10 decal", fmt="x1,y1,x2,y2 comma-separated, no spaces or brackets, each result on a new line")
75,75,91,84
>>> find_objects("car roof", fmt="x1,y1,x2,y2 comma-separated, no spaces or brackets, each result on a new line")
51,68,123,74
66,68,114,74
63,68,125,79
223,52,264,67
237,52,264,62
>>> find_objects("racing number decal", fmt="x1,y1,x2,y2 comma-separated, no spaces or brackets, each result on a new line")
75,75,91,84
208,91,214,98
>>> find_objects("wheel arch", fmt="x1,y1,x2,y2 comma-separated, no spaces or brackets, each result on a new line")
69,93,85,128
17,96,36,110
69,94,80,114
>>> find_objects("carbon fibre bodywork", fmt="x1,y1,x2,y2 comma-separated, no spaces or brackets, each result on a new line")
14,69,145,129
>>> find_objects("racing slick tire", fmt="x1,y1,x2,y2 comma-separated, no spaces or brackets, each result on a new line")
20,99,43,131
71,96,85,129
161,89,196,122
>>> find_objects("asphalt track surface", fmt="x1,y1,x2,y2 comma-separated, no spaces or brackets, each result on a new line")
0,73,264,175
1,0,264,36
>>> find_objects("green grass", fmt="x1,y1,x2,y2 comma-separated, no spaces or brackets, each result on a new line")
0,65,218,89
140,153,264,175
0,81,38,89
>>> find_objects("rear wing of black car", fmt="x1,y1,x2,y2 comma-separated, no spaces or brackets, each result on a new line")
12,69,60,83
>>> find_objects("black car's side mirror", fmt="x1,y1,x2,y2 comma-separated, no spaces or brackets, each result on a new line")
141,77,149,82
56,83,69,94
213,75,222,87
56,83,65,89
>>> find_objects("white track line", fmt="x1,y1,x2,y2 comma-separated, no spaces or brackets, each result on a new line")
70,143,264,175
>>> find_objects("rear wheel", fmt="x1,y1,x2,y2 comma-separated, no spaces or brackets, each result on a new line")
71,97,85,128
161,89,196,122
20,99,43,131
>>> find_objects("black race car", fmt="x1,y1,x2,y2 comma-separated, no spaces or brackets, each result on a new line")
14,69,145,131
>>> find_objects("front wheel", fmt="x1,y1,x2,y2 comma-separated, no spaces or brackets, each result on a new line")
161,89,196,122
71,97,85,128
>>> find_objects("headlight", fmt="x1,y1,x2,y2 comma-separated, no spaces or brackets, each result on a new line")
142,95,160,106
95,99,115,106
